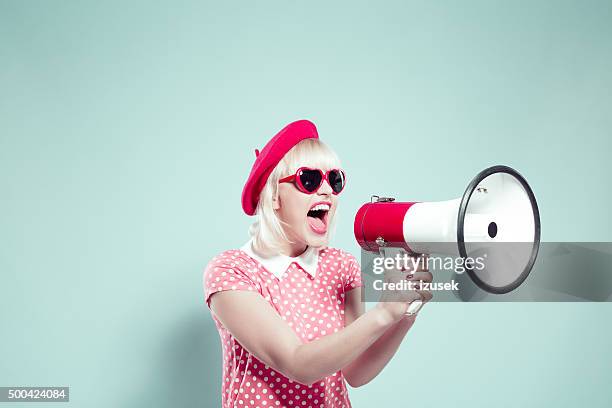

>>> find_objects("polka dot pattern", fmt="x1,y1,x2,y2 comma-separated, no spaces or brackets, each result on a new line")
203,247,363,407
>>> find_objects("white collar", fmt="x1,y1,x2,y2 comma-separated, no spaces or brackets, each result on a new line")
240,239,319,280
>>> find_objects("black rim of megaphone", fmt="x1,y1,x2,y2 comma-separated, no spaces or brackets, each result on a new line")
457,165,541,294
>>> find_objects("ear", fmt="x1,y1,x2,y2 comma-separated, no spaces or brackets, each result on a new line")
272,190,281,211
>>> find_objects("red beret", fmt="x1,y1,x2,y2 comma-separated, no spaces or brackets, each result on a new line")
241,120,319,215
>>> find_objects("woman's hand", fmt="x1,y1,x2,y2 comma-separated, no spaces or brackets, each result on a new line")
375,252,433,323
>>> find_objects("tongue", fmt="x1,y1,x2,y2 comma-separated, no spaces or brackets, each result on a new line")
307,216,327,234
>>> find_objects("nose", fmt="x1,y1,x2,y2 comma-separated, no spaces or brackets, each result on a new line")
317,177,333,196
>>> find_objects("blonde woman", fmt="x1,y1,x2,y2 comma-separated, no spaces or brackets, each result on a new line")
203,120,431,407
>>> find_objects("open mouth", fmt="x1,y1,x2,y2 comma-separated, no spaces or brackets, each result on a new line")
306,202,331,235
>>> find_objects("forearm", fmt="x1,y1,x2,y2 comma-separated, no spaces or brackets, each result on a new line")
342,315,416,387
289,306,396,385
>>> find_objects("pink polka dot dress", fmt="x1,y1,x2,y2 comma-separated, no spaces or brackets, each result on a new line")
203,242,364,408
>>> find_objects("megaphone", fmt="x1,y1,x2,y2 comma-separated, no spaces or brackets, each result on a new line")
354,165,541,297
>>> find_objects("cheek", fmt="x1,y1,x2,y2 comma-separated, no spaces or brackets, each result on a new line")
285,197,308,222
285,207,305,225
330,198,340,215
277,187,308,223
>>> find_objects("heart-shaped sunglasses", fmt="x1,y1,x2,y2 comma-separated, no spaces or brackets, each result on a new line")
279,167,346,195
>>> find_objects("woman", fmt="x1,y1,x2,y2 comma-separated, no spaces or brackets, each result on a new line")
203,120,431,407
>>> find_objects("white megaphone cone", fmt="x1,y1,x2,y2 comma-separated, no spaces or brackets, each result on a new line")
354,165,541,305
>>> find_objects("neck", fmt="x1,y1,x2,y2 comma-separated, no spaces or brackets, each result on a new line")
279,240,308,258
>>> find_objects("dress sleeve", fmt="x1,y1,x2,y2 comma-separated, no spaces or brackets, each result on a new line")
203,251,259,308
343,252,364,292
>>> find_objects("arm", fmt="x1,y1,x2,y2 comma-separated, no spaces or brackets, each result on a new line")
340,287,417,388
341,267,433,388
209,289,399,386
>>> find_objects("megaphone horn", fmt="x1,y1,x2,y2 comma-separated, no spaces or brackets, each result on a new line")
354,165,541,294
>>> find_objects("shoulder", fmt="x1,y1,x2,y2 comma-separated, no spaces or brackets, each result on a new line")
204,249,258,278
319,247,363,289
202,249,262,307
319,247,360,267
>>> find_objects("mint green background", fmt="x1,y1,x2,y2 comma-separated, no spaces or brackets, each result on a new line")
1,1,611,407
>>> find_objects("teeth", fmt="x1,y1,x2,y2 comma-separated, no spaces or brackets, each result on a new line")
311,204,330,212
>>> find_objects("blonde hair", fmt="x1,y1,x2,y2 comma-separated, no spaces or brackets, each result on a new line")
249,138,342,257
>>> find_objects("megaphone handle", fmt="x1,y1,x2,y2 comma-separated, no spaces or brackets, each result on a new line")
405,299,423,316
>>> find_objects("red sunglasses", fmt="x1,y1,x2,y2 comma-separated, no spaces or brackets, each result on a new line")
279,167,346,195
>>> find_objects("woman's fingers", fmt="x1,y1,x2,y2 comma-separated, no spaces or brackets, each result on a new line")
406,270,433,303
399,255,429,273
383,269,408,284
405,271,433,284
416,255,429,272
405,290,424,304
416,289,433,303
380,254,434,307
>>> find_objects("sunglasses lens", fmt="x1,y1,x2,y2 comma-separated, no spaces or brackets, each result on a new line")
328,170,345,193
298,169,323,193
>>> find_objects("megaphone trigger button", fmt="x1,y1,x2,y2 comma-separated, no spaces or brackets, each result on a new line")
371,196,396,203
